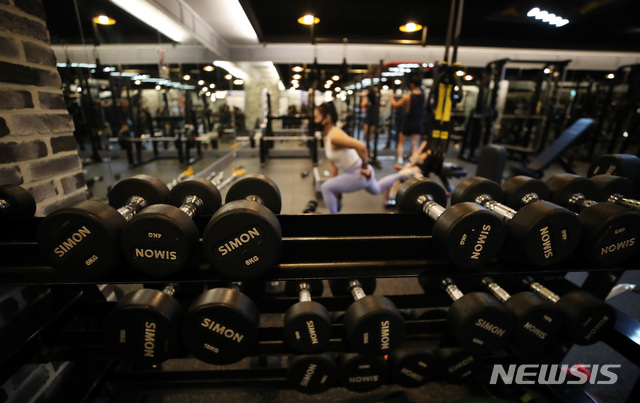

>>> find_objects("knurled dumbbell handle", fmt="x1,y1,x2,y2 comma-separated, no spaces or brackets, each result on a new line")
475,195,516,224
608,194,640,211
117,195,148,222
566,193,598,213
348,280,367,301
526,281,560,304
441,278,464,302
0,199,9,213
416,195,445,221
520,192,542,206
298,282,312,303
162,283,178,296
246,195,265,205
481,277,511,303
179,195,205,219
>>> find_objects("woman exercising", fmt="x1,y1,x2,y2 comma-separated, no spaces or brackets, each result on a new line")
389,76,426,166
317,102,417,214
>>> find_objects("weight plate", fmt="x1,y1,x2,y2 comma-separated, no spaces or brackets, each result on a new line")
546,174,600,208
504,292,563,347
590,175,638,200
284,301,331,353
338,354,389,392
436,347,483,384
501,176,550,209
167,178,222,214
225,174,282,214
388,349,439,388
451,177,504,205
557,291,616,345
0,184,36,217
203,200,282,280
109,174,170,209
587,154,640,189
396,178,447,213
288,354,337,394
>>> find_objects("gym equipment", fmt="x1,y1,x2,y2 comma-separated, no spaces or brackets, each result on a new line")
482,277,563,347
588,154,640,189
329,279,405,356
302,200,318,214
546,173,640,266
37,175,170,280
0,185,36,217
387,349,439,388
474,144,507,184
522,276,616,345
288,354,337,394
436,347,483,384
396,177,506,268
283,280,331,353
181,282,259,365
590,175,640,212
202,174,282,280
511,118,594,178
119,178,222,277
102,283,183,366
452,176,581,266
338,353,388,392
424,277,514,353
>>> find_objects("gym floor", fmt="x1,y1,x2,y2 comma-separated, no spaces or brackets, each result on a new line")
78,137,640,402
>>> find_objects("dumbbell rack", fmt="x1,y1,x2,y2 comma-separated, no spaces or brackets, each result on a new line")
1,213,640,402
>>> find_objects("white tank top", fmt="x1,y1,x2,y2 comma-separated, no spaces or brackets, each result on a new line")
325,128,360,171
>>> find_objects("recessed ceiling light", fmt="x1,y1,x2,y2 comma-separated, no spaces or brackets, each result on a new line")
332,75,340,81
464,75,474,81
94,15,116,25
292,66,304,72
209,83,215,88
399,22,423,32
198,80,205,85
183,74,191,80
293,74,301,80
607,73,615,79
203,66,214,72
225,74,232,80
234,79,244,85
298,15,319,25
155,85,161,90
456,70,465,77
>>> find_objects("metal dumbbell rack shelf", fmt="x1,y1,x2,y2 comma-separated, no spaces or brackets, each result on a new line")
1,213,640,402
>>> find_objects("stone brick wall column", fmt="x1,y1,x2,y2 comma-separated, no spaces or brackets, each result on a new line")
0,0,87,216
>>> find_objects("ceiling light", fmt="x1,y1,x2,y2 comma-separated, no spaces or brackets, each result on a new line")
202,87,208,92
347,90,353,95
234,79,244,85
456,70,465,77
399,22,423,32
555,18,569,27
527,7,569,27
134,80,141,85
94,15,116,25
206,92,211,96
209,83,215,88
155,85,161,90
335,87,341,92
293,74,301,80
298,14,319,25
542,13,556,23
198,80,205,85
464,75,474,81
394,79,402,85
110,0,190,42
203,66,214,72
292,80,299,85
535,10,548,20
332,75,340,81
382,85,389,90
527,7,540,18
225,74,232,80
76,87,82,92
292,83,299,88
544,68,551,74
183,74,191,80
607,73,615,79
324,83,331,89
292,66,303,72
326,80,333,85
213,61,248,80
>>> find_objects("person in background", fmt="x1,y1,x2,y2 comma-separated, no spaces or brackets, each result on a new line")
389,75,425,167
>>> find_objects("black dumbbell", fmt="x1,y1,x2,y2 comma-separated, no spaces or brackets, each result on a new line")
120,178,222,277
396,177,506,268
522,276,616,345
590,175,640,212
284,280,331,353
181,282,260,364
436,347,483,384
329,279,405,356
388,349,439,388
0,184,36,217
202,174,282,280
546,173,640,266
587,154,640,189
288,354,337,394
338,353,389,392
422,277,514,353
102,283,184,366
481,277,563,347
453,177,581,266
37,175,170,279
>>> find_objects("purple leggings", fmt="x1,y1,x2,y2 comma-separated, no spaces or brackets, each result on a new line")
321,161,405,214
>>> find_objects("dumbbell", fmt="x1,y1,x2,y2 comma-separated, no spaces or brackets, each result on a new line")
181,282,260,364
421,277,514,353
590,175,640,212
587,154,640,189
396,177,506,268
102,283,184,366
0,184,36,217
288,354,337,394
329,278,405,356
338,353,388,392
522,276,616,345
284,280,331,353
436,347,483,384
37,175,169,279
453,177,581,266
481,277,563,347
120,178,222,277
202,174,282,279
546,173,640,266
388,349,439,388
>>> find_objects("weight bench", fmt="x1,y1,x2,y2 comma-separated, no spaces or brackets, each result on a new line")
511,118,594,179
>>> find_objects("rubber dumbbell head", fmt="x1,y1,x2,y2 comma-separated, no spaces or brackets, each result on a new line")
120,178,221,277
181,283,260,364
37,175,169,279
436,347,483,384
523,277,616,345
338,353,389,392
202,174,282,280
396,178,505,268
453,177,581,266
482,277,563,347
590,175,640,213
587,154,640,189
0,184,36,217
434,277,514,353
284,280,331,353
330,279,405,356
288,354,337,394
388,349,439,388
102,283,184,366
546,173,640,266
